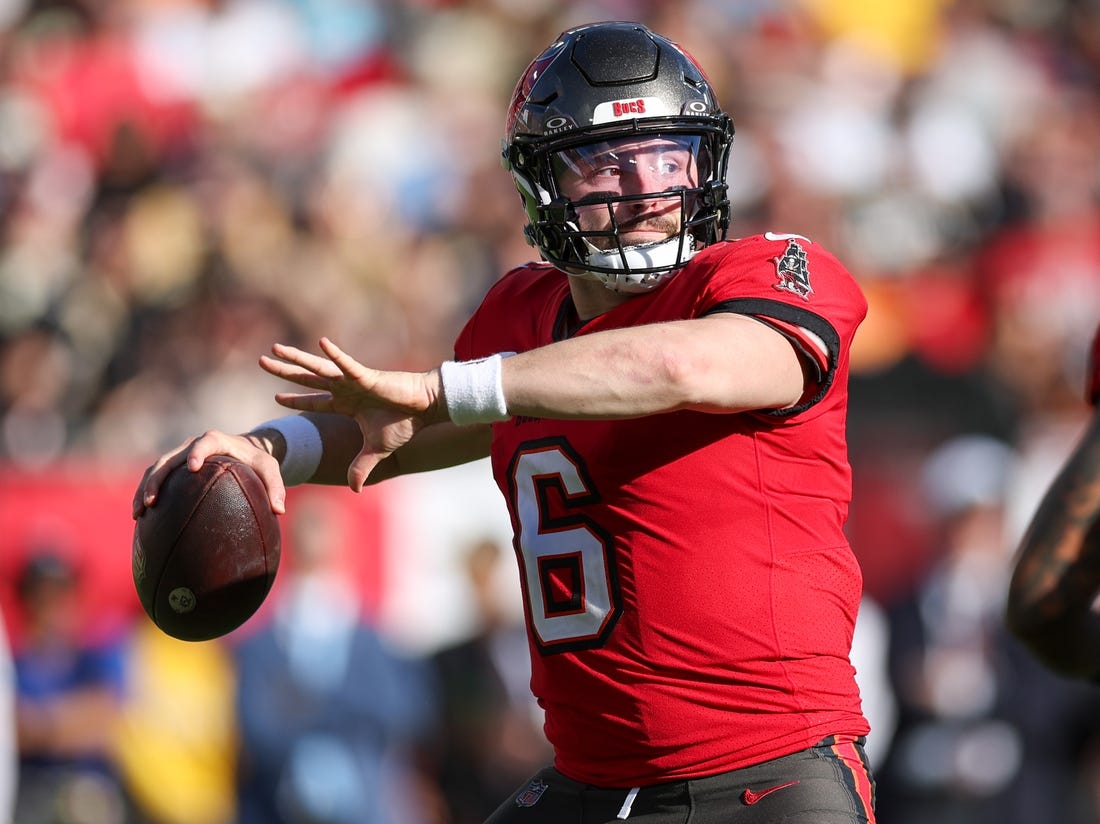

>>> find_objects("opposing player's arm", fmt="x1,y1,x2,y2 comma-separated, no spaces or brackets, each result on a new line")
499,312,807,418
1005,410,1100,680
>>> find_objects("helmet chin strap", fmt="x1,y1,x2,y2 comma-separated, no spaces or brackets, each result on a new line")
580,234,696,293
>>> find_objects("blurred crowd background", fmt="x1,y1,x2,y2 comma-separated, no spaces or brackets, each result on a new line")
2,0,1100,822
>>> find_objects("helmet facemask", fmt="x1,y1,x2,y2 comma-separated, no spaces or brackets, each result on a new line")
544,132,729,291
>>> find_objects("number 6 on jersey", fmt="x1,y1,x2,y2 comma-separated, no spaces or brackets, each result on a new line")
507,438,621,653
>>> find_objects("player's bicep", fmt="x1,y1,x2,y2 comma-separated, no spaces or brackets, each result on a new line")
694,312,806,412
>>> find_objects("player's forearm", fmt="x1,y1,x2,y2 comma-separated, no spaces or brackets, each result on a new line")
363,420,492,485
251,413,491,486
1006,412,1100,675
249,412,363,486
499,314,804,419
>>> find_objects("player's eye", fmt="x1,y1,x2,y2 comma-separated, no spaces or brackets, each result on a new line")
656,157,682,175
590,164,622,179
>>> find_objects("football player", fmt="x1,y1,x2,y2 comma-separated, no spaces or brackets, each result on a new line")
1006,323,1100,680
135,22,875,823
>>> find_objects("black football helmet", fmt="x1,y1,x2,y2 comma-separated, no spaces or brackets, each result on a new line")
503,22,734,292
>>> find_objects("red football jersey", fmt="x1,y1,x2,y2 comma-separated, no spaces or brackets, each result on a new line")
453,233,870,786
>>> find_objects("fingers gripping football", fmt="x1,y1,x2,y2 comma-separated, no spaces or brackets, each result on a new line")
132,431,286,517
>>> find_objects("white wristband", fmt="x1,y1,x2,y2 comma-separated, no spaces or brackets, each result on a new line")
254,415,322,486
440,354,512,426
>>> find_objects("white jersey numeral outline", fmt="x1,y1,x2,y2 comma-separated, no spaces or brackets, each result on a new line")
507,438,621,652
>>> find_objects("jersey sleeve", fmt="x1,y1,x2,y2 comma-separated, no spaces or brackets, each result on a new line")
695,233,867,417
453,264,561,362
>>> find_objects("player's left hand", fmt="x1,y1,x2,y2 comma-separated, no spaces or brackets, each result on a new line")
260,337,447,491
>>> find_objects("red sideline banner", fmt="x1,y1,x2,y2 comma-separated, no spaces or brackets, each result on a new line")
0,462,387,650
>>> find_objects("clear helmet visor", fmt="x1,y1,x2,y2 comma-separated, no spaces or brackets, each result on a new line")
549,135,714,248
551,134,709,199
547,136,704,198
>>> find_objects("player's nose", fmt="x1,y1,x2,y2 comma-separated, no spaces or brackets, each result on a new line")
622,165,667,196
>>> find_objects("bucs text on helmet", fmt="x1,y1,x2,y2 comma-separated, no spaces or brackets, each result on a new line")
502,22,734,292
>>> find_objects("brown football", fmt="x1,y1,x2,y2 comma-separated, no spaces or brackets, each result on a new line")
132,455,281,641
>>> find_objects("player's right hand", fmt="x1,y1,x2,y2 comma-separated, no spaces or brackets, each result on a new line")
1088,322,1100,407
259,337,444,492
131,430,287,519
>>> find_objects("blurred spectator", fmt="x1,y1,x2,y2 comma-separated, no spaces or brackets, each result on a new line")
875,435,1100,824
975,90,1100,420
428,537,551,824
12,549,129,824
232,491,437,824
113,624,237,824
850,594,897,771
0,615,14,824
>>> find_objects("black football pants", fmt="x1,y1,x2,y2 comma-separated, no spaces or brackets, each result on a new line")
484,735,876,824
